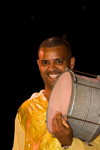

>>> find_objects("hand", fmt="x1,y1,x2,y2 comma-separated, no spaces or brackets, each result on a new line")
52,111,73,146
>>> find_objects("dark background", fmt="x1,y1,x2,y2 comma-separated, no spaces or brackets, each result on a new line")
4,1,100,149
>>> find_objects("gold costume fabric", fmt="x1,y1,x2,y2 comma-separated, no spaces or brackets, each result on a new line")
18,90,62,150
13,90,100,150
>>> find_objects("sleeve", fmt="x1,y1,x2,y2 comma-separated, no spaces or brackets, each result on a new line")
67,134,100,150
12,113,25,150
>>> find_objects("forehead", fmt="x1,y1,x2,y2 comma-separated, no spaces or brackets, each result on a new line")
38,46,68,60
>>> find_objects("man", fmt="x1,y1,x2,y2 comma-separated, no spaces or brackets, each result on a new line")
12,37,100,150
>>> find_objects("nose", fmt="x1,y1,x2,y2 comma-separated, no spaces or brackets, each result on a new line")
48,62,56,72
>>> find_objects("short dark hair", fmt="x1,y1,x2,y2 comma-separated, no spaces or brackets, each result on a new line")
38,37,72,60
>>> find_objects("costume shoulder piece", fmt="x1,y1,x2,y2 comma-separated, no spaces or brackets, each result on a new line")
18,90,48,132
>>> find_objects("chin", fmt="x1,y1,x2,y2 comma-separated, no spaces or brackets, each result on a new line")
50,83,56,89
45,80,57,89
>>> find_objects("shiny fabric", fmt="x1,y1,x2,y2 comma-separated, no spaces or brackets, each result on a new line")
18,90,62,150
13,90,100,150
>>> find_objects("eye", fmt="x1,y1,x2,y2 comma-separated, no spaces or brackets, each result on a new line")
41,60,49,65
56,60,63,64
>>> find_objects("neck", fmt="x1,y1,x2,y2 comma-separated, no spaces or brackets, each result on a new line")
43,86,52,102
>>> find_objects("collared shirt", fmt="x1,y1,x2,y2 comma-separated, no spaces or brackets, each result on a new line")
12,90,100,150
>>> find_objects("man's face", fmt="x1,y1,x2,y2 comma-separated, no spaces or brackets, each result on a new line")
37,46,73,90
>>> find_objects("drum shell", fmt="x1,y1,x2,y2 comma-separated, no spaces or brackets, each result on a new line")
67,71,100,142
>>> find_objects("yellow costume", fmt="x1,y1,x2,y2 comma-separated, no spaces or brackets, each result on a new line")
12,90,100,150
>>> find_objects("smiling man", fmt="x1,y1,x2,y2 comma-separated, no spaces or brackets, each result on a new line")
37,44,75,101
12,37,100,150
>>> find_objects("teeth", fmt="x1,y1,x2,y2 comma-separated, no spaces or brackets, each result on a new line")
49,74,60,78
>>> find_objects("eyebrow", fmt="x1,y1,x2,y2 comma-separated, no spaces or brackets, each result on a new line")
55,58,64,61
41,58,64,62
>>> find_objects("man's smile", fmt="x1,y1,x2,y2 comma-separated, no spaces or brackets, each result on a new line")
48,74,60,79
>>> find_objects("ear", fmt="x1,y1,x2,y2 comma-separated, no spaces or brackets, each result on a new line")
37,59,39,65
69,57,75,70
37,60,40,70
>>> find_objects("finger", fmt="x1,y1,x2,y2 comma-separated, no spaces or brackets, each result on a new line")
55,111,61,114
64,117,67,122
56,113,63,127
62,118,69,129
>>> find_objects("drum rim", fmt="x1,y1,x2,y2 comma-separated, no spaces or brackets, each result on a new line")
46,68,73,133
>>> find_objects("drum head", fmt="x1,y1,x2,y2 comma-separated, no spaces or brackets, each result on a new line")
46,71,72,133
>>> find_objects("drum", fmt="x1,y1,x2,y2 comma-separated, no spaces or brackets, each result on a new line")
46,69,100,142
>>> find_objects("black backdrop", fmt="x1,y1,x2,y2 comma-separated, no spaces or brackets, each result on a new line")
4,1,100,149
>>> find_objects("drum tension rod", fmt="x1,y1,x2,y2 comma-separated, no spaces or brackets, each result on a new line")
73,70,99,78
67,115,100,125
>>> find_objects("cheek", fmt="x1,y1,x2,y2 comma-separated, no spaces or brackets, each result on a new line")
39,66,47,76
57,64,68,72
62,61,70,70
59,66,67,72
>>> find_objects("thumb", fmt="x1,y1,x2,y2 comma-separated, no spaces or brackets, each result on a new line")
62,118,69,129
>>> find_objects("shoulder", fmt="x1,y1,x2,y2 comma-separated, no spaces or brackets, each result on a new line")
18,90,47,130
29,90,45,100
18,90,45,117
